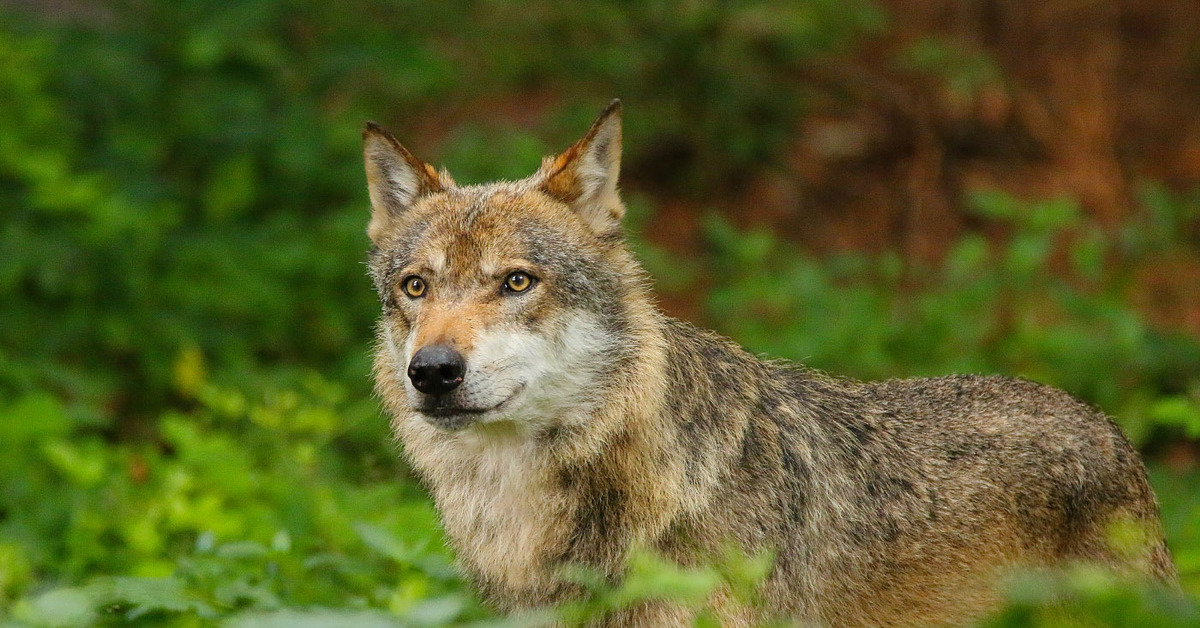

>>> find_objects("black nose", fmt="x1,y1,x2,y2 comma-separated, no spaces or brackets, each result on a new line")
407,345,465,395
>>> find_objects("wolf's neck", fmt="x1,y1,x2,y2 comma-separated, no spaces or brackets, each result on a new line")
546,313,784,555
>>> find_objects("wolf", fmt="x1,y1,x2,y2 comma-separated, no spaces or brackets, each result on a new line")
363,100,1176,627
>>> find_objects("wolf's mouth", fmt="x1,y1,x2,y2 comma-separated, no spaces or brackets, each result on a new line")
416,384,526,420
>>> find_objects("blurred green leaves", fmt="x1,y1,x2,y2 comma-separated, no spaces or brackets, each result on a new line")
984,566,1200,628
693,192,1200,448
0,366,487,625
0,0,887,425
2,0,1199,625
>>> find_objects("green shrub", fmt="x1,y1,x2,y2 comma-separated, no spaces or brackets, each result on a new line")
1,0,885,431
689,191,1200,448
0,372,493,626
3,1,1200,625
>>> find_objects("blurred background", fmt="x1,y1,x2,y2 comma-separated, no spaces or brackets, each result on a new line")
2,1,1199,625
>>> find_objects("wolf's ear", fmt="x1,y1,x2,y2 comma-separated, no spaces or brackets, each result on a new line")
363,122,449,244
538,99,624,233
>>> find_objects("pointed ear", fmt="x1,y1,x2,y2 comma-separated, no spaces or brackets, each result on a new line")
363,122,448,244
538,99,624,233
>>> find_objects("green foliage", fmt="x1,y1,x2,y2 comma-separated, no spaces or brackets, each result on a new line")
0,0,885,428
2,1,1200,626
694,191,1200,447
555,546,775,626
0,11,379,423
1,370,492,626
983,566,1200,628
898,35,1003,97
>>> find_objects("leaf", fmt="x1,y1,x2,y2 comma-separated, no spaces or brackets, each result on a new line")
12,587,96,627
1148,396,1200,438
226,609,403,628
354,522,415,563
87,576,213,619
404,595,468,626
173,345,207,398
216,541,270,560
40,440,108,487
0,393,70,443
967,189,1021,222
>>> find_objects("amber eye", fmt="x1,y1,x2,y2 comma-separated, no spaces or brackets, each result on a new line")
402,276,427,298
503,271,534,294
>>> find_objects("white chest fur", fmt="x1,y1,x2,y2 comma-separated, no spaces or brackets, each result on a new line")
412,423,570,593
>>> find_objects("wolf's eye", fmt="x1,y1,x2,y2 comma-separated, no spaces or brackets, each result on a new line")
402,276,427,298
503,271,535,294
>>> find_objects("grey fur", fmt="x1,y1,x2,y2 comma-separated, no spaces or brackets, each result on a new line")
364,105,1176,627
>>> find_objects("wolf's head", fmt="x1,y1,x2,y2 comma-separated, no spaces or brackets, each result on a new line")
364,101,646,433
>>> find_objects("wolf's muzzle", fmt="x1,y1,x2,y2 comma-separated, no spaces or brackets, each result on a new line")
407,344,465,396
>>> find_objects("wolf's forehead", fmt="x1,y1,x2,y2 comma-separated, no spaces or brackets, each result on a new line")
405,187,573,275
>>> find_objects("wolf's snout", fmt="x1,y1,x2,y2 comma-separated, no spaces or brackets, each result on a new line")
407,345,465,395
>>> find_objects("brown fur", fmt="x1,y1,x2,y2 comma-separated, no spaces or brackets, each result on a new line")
363,101,1176,627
